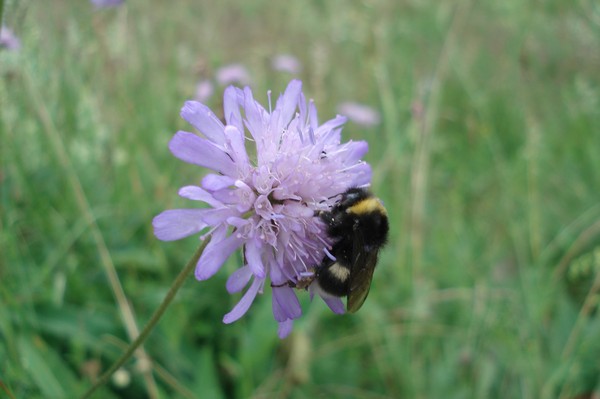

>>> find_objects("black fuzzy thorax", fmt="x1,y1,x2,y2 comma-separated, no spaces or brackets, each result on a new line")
322,188,389,254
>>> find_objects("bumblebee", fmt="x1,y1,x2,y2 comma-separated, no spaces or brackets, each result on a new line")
316,187,389,312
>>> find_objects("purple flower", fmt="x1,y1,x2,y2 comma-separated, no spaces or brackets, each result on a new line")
337,102,382,128
271,54,302,74
195,79,215,103
153,80,371,338
0,26,21,51
90,0,124,8
215,64,251,86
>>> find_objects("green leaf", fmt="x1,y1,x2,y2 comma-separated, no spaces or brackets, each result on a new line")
17,336,67,399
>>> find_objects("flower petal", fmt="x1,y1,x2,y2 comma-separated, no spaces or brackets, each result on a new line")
198,208,240,225
340,140,369,165
224,125,250,176
322,296,346,315
181,101,226,145
242,87,267,141
223,277,263,324
244,240,266,278
226,265,253,293
169,131,236,176
275,79,302,131
272,286,302,322
316,115,347,142
195,227,244,280
202,174,236,191
153,209,209,241
350,163,372,188
223,86,244,133
277,319,294,339
178,186,224,208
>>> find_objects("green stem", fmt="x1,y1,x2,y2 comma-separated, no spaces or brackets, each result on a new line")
79,239,210,399
0,0,5,27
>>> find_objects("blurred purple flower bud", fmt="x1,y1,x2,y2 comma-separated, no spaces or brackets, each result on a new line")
215,64,251,86
195,79,215,103
337,102,382,128
271,54,302,74
91,0,124,8
0,26,21,51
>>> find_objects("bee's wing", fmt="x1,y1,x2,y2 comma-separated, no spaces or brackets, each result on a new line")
347,227,379,313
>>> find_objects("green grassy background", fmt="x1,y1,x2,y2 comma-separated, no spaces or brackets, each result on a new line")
2,0,600,398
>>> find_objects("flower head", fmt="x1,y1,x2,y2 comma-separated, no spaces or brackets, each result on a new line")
271,54,302,74
195,79,215,103
337,102,381,128
90,0,124,8
0,26,21,51
215,63,251,86
154,80,371,338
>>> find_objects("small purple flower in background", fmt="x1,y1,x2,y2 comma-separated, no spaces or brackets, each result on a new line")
0,26,21,51
153,80,371,338
337,102,382,128
215,63,251,86
90,0,124,8
271,54,302,74
195,79,215,103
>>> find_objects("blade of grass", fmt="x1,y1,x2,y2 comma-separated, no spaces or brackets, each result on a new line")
22,65,160,398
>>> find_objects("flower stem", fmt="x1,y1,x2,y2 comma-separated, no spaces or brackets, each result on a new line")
79,239,210,399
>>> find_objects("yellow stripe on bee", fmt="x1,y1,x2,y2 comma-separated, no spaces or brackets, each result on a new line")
347,197,387,216
329,263,351,281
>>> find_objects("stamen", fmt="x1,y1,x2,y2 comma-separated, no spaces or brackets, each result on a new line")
299,271,314,278
267,90,272,114
338,161,365,173
323,247,337,261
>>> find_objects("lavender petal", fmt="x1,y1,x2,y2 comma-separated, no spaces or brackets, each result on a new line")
152,209,209,241
322,296,346,314
201,174,236,191
178,186,224,208
181,101,226,145
275,79,302,131
224,125,250,175
244,240,266,278
195,228,244,280
272,286,302,322
226,265,253,293
223,86,244,133
169,131,236,176
223,277,263,324
277,320,294,339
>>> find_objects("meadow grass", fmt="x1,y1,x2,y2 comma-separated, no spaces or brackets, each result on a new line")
2,0,600,398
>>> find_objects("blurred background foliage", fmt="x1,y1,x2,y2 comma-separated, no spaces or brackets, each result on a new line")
2,0,600,398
